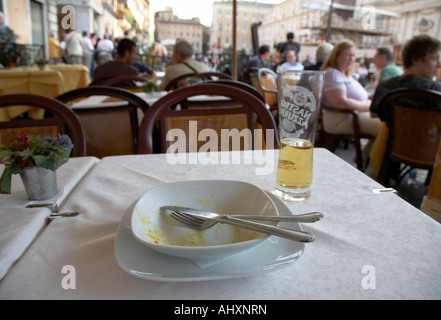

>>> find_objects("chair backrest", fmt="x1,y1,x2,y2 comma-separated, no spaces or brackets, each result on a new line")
56,86,150,158
99,75,148,92
165,72,233,91
379,88,441,168
0,94,86,157
257,68,278,107
138,83,279,154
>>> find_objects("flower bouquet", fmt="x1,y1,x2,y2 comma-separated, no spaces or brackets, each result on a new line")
0,133,73,199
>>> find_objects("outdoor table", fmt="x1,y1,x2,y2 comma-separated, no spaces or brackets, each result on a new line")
1,148,440,299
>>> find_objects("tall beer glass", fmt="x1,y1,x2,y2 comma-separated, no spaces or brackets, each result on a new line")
274,70,324,201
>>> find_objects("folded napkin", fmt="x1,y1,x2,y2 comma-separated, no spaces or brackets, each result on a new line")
0,157,99,281
0,207,49,281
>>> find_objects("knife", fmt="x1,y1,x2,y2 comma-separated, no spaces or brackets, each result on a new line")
161,206,316,243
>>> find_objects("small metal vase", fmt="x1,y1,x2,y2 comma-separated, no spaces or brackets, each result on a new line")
20,167,57,200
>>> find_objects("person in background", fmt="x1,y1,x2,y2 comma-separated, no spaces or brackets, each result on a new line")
321,39,381,138
96,35,114,65
302,54,313,68
279,49,304,71
0,11,14,42
82,31,95,70
160,39,209,91
372,47,403,83
133,61,157,81
276,32,301,65
248,44,270,72
357,62,370,87
48,32,61,64
370,34,441,126
304,42,334,71
92,38,138,85
90,32,97,47
151,40,168,66
59,33,67,63
65,29,83,64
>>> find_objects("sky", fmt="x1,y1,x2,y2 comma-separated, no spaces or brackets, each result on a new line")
149,0,286,27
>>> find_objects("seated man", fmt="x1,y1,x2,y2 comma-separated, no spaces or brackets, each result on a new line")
279,49,304,71
372,47,402,82
160,39,209,91
370,34,441,127
92,39,138,85
248,44,270,72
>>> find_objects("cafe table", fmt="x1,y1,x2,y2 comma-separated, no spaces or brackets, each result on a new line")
0,67,66,121
70,91,168,110
0,157,100,282
46,64,90,92
0,148,440,299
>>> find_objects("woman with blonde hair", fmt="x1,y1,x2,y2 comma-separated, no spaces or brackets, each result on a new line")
321,39,381,137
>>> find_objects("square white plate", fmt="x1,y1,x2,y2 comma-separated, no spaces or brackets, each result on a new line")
115,192,305,282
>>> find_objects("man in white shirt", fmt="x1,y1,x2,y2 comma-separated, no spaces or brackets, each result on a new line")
96,35,114,65
82,31,94,70
65,29,83,64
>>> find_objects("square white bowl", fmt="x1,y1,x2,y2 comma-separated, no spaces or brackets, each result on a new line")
130,180,278,259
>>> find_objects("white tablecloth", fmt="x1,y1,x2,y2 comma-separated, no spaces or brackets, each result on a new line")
1,149,440,299
70,92,168,110
0,157,100,281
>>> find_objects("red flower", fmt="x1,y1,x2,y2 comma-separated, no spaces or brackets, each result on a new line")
15,132,31,150
17,157,30,168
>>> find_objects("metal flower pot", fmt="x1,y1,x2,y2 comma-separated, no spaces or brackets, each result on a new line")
20,167,57,200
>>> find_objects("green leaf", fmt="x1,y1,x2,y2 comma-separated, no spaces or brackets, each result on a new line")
0,168,13,194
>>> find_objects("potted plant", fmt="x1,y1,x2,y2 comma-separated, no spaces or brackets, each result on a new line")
0,132,73,200
0,27,20,67
141,80,160,93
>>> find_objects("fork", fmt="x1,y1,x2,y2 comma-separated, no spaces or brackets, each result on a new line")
170,210,315,242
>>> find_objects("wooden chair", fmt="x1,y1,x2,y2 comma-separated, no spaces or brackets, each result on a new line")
321,103,374,171
376,88,441,186
138,83,279,154
99,75,148,92
0,94,86,157
164,72,233,91
257,68,278,119
56,86,150,158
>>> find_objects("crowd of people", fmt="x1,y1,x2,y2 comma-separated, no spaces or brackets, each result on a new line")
249,32,441,166
48,30,158,80
46,28,441,167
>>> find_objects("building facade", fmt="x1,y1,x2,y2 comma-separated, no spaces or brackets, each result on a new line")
258,0,441,61
0,0,150,61
154,7,205,54
211,0,273,54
